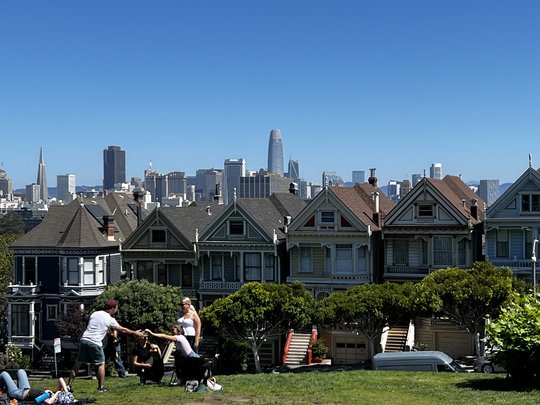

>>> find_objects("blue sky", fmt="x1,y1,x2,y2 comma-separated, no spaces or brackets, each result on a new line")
1,1,540,189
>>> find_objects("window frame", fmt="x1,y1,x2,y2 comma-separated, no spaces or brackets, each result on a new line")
433,236,453,266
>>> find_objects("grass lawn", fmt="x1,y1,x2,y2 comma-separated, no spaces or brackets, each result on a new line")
28,369,540,405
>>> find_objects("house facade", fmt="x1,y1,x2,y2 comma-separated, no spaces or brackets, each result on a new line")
484,166,540,282
8,193,143,352
382,176,485,281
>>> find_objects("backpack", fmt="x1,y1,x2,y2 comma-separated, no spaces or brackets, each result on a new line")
185,380,199,392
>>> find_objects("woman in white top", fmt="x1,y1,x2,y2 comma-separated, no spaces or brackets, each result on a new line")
177,297,201,352
145,326,199,358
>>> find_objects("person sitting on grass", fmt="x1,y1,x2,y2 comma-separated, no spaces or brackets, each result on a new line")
0,370,74,404
132,331,164,385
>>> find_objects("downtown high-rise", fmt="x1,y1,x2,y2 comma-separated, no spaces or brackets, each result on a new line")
267,129,284,175
36,147,48,200
103,145,126,190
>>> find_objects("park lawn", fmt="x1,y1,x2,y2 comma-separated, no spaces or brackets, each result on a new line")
31,370,540,405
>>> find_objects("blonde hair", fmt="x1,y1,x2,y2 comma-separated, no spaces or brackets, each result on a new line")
181,297,192,305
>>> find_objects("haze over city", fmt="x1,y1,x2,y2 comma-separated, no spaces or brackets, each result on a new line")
2,1,540,189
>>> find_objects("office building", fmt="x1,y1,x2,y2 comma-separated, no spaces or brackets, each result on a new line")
0,168,13,198
26,183,41,203
103,145,126,190
57,174,76,202
267,129,284,175
387,180,400,202
239,172,291,198
477,179,500,207
223,158,246,204
195,168,223,201
412,173,422,187
400,179,412,199
430,163,443,180
352,170,365,184
287,159,300,180
322,171,344,187
36,147,48,200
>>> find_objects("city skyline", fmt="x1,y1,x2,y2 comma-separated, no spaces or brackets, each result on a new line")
2,1,540,189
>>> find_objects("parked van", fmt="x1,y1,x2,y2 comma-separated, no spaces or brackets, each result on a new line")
373,351,466,372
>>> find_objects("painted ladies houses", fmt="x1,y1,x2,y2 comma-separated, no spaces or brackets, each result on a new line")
196,193,306,307
286,179,394,299
8,193,144,352
484,164,540,282
120,202,228,302
382,175,485,281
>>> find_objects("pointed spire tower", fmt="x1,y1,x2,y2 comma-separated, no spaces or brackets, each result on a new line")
36,147,48,200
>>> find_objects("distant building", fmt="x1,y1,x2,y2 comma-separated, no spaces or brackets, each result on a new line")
223,159,246,204
477,179,500,207
352,170,365,184
25,183,41,203
400,179,412,199
322,171,344,187
412,173,422,186
239,171,291,198
430,163,442,180
387,180,400,202
0,168,13,198
57,174,76,203
195,168,223,201
287,159,300,180
103,145,126,190
36,147,48,200
267,129,284,175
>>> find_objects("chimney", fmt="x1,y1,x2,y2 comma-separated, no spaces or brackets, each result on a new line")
368,168,378,187
133,190,144,226
284,215,292,233
471,198,478,220
372,192,380,226
214,183,223,204
103,215,115,240
289,182,298,195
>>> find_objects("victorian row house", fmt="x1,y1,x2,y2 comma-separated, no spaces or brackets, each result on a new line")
8,166,539,366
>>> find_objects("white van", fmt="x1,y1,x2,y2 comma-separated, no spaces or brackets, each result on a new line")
373,351,466,372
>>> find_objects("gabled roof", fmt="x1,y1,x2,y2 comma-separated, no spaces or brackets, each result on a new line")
384,175,485,226
11,198,119,249
486,166,540,217
199,193,307,241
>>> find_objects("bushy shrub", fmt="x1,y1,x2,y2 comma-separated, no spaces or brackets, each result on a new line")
0,345,31,369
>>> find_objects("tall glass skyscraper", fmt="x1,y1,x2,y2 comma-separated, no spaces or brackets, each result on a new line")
267,129,284,175
103,145,126,190
223,158,246,204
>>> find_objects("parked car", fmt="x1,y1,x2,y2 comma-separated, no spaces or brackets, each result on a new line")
373,351,466,373
473,352,505,374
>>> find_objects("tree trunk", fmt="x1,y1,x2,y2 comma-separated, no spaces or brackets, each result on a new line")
251,341,261,373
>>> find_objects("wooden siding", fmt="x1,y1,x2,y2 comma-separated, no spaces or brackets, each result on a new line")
414,317,474,358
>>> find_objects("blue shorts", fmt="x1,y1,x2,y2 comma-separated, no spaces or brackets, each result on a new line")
77,340,105,365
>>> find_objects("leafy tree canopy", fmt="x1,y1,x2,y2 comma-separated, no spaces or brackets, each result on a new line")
0,212,25,236
96,279,182,333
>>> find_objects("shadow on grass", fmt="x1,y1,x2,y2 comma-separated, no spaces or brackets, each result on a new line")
456,376,540,393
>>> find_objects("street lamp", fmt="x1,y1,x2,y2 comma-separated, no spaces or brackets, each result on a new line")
532,239,538,296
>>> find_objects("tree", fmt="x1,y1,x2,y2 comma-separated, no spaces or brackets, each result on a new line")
0,234,18,345
418,262,515,355
56,304,92,341
315,282,416,360
200,281,313,373
96,279,182,333
486,293,540,382
0,212,25,236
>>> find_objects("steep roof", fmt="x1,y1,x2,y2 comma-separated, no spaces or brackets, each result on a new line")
429,176,485,223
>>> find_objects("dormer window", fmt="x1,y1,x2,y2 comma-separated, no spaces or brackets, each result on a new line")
229,220,244,235
151,229,166,243
522,194,540,212
418,204,434,217
320,211,335,223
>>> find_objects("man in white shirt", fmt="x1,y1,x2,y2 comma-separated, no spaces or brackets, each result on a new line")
67,299,144,393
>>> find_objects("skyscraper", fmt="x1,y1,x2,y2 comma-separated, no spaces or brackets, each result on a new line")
352,170,365,184
0,168,13,198
478,179,500,207
103,145,126,190
287,159,300,180
267,129,284,175
36,147,48,200
412,173,422,186
430,163,443,180
57,173,76,202
223,158,246,204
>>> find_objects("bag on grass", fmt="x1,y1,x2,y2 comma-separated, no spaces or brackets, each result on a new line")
206,377,223,391
185,380,199,392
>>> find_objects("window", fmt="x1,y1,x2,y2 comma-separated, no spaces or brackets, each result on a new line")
421,239,428,265
526,231,533,259
11,304,30,336
157,262,167,285
418,205,434,217
335,244,353,274
299,247,312,273
522,194,540,212
458,239,467,266
229,221,244,236
83,259,95,285
357,247,367,273
24,257,37,285
244,253,261,280
46,305,58,321
434,236,453,266
496,229,509,258
151,229,166,243
211,254,223,280
393,240,409,265
264,253,275,281
182,265,193,287
67,258,79,285
320,211,335,224
137,261,154,281
96,256,105,284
